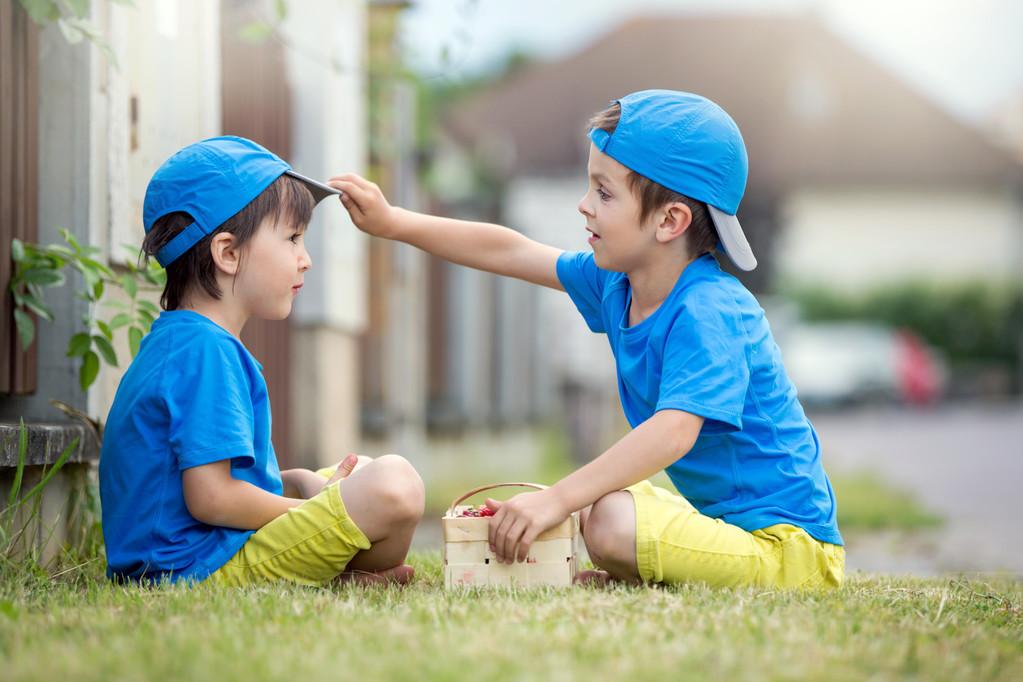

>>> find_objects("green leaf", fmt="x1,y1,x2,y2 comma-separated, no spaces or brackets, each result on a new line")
91,277,104,301
10,437,79,512
136,299,160,316
81,257,115,278
13,309,34,350
57,17,85,44
238,22,273,42
20,294,54,321
96,319,113,340
137,309,155,329
67,332,91,357
120,273,138,299
20,268,64,286
11,239,25,262
62,229,82,252
7,419,28,506
109,313,132,329
92,335,118,367
79,351,100,391
17,0,60,24
274,0,288,20
128,326,143,358
65,0,89,18
144,266,166,287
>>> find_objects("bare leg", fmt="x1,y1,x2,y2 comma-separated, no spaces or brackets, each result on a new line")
335,454,424,582
579,490,643,585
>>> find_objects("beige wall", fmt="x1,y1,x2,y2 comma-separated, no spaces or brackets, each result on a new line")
777,186,1023,291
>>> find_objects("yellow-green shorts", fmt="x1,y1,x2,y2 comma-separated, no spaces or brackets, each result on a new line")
208,479,371,587
627,480,845,590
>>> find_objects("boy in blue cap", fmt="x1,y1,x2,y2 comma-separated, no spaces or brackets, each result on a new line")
331,91,844,589
100,136,424,586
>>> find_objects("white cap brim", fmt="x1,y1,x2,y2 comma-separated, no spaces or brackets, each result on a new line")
708,205,757,271
284,169,342,205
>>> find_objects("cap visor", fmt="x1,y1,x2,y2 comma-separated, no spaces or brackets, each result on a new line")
284,169,342,204
708,205,757,271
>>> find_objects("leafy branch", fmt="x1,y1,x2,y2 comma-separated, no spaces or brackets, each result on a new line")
8,230,165,391
17,0,134,67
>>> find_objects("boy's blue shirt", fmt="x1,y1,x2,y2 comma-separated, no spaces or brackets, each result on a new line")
100,310,282,583
557,251,843,546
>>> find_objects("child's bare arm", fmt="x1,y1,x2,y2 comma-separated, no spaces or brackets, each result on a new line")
487,409,704,562
329,173,564,290
184,455,358,529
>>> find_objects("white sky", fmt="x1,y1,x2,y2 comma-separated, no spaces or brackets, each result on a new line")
399,0,1023,127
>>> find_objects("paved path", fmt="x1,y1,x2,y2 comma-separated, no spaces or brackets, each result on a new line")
810,401,1023,576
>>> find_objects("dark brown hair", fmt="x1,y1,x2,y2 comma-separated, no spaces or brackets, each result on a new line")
588,103,718,258
142,174,315,310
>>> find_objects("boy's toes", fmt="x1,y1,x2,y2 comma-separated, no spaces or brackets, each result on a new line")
574,569,614,587
338,563,415,587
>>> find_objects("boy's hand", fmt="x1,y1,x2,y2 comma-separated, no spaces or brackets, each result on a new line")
486,489,571,564
324,453,361,487
328,173,399,239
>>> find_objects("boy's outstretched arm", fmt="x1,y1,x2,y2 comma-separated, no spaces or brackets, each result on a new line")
487,409,704,563
329,173,564,290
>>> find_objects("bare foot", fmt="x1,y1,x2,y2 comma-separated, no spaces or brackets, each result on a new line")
574,569,615,587
337,563,415,587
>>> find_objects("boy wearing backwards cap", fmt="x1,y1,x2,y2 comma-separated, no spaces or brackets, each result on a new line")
101,136,423,586
332,91,844,589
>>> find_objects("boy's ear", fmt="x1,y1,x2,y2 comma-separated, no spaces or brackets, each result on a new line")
209,232,241,276
655,202,693,244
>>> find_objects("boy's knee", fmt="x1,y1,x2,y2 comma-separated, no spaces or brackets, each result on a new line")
583,491,634,565
370,454,425,524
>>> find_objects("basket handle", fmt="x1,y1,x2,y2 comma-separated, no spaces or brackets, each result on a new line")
446,482,547,514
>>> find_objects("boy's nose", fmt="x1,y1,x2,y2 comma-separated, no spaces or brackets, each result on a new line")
577,192,593,217
299,245,312,271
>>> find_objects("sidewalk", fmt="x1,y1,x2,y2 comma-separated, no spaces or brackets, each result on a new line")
811,401,1023,576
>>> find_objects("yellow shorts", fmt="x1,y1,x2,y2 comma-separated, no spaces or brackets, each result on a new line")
628,480,845,590
207,480,370,587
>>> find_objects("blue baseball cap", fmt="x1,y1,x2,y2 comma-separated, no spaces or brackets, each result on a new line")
143,135,340,267
588,90,756,271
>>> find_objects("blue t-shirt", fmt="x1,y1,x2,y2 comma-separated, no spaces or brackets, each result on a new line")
100,310,282,583
557,252,843,546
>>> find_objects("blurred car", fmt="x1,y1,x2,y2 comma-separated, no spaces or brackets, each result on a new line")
776,321,946,407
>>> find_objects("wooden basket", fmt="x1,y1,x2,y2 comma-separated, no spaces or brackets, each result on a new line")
442,482,580,588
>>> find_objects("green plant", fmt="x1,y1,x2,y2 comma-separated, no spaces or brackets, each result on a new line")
785,280,1023,381
17,0,134,66
1,419,79,566
9,230,165,391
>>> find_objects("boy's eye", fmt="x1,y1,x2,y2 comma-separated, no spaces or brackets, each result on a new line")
596,187,611,201
289,232,302,244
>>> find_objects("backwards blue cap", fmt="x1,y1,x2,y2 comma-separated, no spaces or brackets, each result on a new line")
143,135,340,267
589,90,756,271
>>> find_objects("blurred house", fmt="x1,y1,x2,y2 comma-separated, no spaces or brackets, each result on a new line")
433,13,1023,450
0,0,369,556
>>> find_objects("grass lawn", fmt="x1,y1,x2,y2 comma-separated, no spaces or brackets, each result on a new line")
1,554,1020,681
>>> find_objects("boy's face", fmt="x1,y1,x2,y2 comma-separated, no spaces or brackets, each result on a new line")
577,143,658,272
234,216,312,320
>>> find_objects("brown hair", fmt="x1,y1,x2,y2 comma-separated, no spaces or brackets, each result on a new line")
588,103,718,258
142,174,315,311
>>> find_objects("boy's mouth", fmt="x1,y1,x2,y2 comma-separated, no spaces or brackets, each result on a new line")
586,227,601,244
292,283,304,294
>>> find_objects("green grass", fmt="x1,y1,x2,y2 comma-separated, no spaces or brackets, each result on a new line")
0,554,1020,681
832,472,943,531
